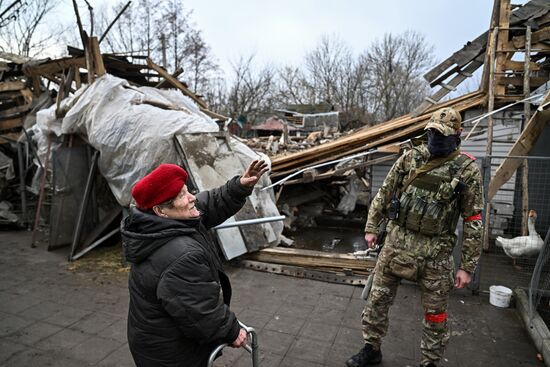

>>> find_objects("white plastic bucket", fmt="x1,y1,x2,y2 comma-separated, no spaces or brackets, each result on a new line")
489,285,513,308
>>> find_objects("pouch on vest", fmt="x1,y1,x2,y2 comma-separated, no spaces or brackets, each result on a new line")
406,196,427,232
421,201,446,236
396,191,413,227
389,253,419,281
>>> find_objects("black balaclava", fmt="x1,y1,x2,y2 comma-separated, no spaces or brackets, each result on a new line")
427,129,460,157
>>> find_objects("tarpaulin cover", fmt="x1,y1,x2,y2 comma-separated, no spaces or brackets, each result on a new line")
33,75,275,215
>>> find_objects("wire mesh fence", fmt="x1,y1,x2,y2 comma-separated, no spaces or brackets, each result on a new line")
528,228,550,324
479,155,550,293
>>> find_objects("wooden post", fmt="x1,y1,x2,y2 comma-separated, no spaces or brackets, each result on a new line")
483,27,499,250
90,37,106,76
495,0,511,97
74,65,81,89
520,26,532,235
282,120,289,145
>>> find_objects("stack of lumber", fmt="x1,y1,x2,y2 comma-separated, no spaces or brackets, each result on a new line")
242,247,376,285
271,91,486,177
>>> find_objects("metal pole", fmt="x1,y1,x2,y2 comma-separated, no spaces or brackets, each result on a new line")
30,138,52,248
17,142,27,225
214,215,285,230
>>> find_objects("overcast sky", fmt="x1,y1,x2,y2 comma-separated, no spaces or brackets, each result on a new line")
54,0,528,76
182,0,522,74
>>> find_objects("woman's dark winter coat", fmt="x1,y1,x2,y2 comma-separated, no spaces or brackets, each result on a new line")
121,176,252,367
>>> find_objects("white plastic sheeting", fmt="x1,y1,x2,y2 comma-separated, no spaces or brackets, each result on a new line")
32,75,274,212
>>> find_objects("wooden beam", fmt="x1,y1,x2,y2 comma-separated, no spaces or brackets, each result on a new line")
0,132,21,144
0,51,29,64
270,92,486,173
495,75,547,87
74,66,81,89
502,60,539,72
495,0,512,97
0,102,32,118
22,57,86,77
0,81,25,92
146,57,208,109
199,107,229,121
512,25,550,49
244,247,375,274
90,37,106,76
155,67,183,88
0,117,23,131
488,91,550,199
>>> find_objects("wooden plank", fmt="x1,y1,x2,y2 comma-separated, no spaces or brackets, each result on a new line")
503,60,539,72
244,247,375,273
0,81,25,92
0,102,32,118
90,37,106,76
495,75,547,87
0,51,29,64
512,25,550,48
283,154,399,186
0,132,21,144
31,76,41,96
495,0,512,97
85,34,95,84
488,91,550,199
22,57,86,77
200,107,229,121
423,32,488,84
74,66,81,89
412,54,484,116
155,67,183,88
0,117,23,131
271,92,485,173
146,57,208,109
240,260,370,285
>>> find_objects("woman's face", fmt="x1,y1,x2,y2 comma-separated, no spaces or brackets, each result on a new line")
156,185,200,220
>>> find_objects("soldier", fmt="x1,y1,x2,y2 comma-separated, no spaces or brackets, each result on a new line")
346,107,484,367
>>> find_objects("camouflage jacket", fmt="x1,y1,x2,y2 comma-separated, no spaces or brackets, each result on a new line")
365,144,484,274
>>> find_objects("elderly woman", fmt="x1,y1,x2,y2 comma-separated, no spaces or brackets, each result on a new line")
122,160,268,367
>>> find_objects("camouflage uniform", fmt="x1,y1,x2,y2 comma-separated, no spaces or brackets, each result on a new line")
361,108,484,366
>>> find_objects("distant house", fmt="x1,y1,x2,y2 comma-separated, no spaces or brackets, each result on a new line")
276,103,339,133
250,116,297,137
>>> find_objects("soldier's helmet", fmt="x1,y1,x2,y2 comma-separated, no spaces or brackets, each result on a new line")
424,107,462,136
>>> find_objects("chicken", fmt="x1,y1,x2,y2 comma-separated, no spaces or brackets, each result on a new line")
495,210,544,259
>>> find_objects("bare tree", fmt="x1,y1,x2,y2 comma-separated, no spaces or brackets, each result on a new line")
225,54,276,125
95,0,159,57
0,0,62,57
182,29,218,95
363,31,434,123
277,35,371,128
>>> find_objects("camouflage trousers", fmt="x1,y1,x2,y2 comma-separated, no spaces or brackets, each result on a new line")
361,244,454,365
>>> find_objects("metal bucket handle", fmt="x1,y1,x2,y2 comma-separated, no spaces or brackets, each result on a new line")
207,321,258,367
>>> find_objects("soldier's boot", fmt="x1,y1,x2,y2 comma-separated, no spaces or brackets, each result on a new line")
420,363,437,367
345,343,382,366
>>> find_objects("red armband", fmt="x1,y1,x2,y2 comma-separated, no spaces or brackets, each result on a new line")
460,151,477,161
464,213,482,222
425,312,448,323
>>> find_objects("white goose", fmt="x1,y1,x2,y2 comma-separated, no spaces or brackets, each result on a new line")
495,210,544,259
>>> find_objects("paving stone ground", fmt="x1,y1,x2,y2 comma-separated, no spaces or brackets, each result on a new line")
0,230,544,366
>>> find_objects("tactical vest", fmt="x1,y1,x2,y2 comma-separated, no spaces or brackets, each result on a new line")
393,153,473,236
